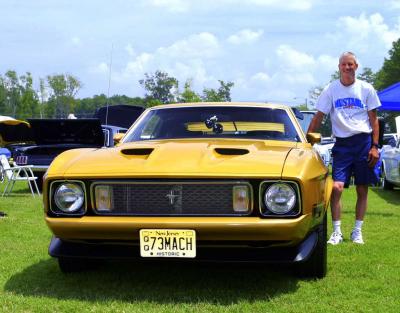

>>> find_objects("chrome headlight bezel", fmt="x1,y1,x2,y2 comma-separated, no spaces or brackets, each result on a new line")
259,180,301,217
49,180,87,216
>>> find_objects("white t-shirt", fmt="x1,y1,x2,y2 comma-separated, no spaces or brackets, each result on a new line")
316,79,381,138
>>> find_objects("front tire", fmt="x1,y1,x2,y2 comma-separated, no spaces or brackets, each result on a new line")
296,214,327,279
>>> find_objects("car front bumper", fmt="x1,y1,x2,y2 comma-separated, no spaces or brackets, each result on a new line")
48,229,319,263
45,215,316,242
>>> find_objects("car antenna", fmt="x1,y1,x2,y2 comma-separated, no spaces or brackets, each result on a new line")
105,43,114,126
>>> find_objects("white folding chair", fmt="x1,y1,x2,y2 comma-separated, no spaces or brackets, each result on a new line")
0,155,40,197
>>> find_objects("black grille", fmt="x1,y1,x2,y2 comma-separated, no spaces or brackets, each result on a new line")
92,182,252,216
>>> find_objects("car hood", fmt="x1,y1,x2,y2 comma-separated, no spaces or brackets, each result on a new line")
27,119,104,145
0,119,33,146
49,139,301,177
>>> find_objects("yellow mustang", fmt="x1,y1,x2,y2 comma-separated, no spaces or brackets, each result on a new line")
43,102,332,278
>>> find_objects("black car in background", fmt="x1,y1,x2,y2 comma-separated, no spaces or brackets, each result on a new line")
12,119,105,188
1,105,146,190
94,105,145,147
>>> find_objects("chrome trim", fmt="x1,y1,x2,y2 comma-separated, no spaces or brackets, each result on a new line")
258,180,302,217
90,180,254,216
49,180,87,216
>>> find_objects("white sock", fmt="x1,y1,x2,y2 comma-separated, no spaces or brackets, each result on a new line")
354,220,363,231
333,220,342,234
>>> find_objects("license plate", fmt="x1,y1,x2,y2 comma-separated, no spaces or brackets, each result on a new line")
140,229,196,258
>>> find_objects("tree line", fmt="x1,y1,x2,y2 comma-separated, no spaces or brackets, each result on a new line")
0,70,234,119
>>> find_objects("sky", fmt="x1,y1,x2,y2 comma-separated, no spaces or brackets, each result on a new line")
1,0,400,106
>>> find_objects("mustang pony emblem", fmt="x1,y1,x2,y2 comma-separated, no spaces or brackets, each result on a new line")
165,186,183,209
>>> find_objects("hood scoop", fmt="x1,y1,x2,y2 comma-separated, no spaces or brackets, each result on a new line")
214,148,249,155
121,148,154,156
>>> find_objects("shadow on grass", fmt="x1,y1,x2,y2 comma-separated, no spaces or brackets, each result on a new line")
370,187,400,206
5,258,299,304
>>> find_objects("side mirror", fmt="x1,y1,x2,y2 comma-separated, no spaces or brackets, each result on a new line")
113,133,125,145
306,132,321,145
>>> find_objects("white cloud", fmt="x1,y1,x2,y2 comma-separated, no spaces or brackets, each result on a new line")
113,33,220,91
227,29,264,45
122,53,154,78
145,0,314,12
91,62,109,74
71,36,81,46
147,0,189,13
244,0,312,10
390,0,400,9
251,72,270,82
333,13,400,52
125,44,136,57
276,45,314,71
234,46,338,102
157,32,221,59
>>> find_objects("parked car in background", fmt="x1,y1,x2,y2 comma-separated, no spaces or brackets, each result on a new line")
296,110,334,167
44,102,332,278
297,110,316,134
382,133,399,148
94,105,145,147
380,116,400,189
0,105,146,189
313,137,335,167
381,137,400,189
12,119,105,188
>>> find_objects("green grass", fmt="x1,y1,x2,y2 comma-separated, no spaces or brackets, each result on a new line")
0,182,399,312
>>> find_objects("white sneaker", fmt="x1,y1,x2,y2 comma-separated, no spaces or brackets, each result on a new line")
351,229,364,244
327,232,343,245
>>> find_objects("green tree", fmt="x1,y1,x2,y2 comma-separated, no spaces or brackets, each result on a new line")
0,76,8,115
202,80,234,102
375,38,400,90
4,70,20,117
178,79,201,103
46,74,82,118
357,67,376,84
139,71,178,104
18,73,40,119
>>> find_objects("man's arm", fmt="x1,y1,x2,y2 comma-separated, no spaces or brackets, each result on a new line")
367,109,379,167
307,111,325,133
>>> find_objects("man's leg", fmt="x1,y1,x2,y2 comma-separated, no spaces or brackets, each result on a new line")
355,184,368,220
350,184,368,244
331,181,344,220
327,181,345,245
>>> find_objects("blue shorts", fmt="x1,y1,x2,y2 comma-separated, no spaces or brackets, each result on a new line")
332,133,378,185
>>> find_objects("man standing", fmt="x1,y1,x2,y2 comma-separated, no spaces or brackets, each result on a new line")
307,51,381,245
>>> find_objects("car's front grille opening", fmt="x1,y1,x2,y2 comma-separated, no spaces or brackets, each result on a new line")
90,180,254,217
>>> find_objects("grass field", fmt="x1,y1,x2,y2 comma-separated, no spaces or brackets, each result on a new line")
0,182,399,312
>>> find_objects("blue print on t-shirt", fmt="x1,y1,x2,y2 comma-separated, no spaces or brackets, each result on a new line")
334,98,364,109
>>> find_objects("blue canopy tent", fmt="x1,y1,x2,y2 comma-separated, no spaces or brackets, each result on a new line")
378,82,400,111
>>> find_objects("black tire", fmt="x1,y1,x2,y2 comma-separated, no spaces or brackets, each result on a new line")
381,165,394,190
58,257,88,273
296,214,327,279
35,173,44,192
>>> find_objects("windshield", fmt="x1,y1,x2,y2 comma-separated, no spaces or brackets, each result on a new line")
123,106,301,142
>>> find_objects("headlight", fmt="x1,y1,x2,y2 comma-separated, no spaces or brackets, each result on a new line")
54,183,84,213
264,183,296,215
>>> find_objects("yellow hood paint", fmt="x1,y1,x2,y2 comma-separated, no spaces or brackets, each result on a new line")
47,139,310,178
